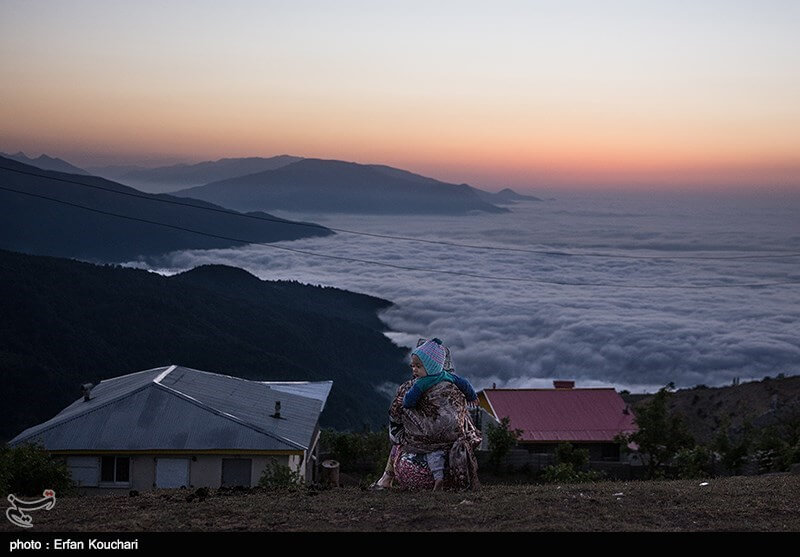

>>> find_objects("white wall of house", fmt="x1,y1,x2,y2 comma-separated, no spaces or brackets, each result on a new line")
66,453,301,494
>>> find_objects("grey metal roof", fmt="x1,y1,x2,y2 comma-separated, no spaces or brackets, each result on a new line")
259,381,333,412
9,365,331,452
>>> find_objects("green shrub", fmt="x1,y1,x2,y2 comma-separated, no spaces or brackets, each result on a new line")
258,458,303,491
539,442,604,484
674,446,713,479
0,443,74,497
487,417,523,472
554,442,589,469
319,428,391,474
541,462,605,484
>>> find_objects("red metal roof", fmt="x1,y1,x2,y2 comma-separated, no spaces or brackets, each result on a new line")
483,388,638,442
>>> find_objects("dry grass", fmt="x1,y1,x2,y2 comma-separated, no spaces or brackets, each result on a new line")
3,474,799,532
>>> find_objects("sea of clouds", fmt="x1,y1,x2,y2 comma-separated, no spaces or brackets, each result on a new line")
127,190,800,395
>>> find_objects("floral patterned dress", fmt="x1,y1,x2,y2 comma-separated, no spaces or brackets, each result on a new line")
389,379,481,490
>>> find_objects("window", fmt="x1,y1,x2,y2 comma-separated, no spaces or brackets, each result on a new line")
221,459,252,487
100,456,130,484
601,444,620,461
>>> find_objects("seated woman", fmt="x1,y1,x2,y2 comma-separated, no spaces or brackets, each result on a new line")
375,338,481,491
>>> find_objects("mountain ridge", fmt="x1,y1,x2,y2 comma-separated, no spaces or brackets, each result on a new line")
0,151,89,175
175,157,510,215
0,156,333,262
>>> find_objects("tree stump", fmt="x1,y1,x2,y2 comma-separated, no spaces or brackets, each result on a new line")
321,459,340,487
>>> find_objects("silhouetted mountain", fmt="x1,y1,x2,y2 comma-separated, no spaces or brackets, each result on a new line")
0,156,332,262
471,187,542,204
1,151,89,175
175,158,509,215
0,249,409,441
93,155,303,193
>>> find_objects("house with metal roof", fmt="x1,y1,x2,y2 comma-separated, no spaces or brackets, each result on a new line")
478,380,638,461
7,365,332,493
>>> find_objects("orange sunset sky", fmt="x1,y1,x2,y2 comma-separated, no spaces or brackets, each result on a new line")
1,0,798,191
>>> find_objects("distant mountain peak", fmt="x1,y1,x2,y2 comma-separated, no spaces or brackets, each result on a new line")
174,158,510,215
177,264,261,283
0,151,89,175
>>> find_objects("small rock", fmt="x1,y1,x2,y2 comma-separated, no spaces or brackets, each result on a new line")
699,482,709,486
612,492,624,497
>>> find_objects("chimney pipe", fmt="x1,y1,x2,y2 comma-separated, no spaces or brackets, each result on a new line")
272,400,281,419
82,383,94,402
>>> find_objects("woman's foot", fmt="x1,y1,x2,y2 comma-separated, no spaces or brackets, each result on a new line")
432,478,443,491
371,472,393,490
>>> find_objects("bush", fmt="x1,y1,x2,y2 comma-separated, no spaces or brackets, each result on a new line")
0,443,74,497
674,446,713,479
319,428,391,475
487,417,523,472
539,442,605,484
554,442,589,469
258,458,303,491
541,463,605,484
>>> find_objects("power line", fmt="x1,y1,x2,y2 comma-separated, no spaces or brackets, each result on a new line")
2,184,799,290
2,163,799,261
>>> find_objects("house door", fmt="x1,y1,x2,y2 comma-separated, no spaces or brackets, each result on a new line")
155,458,190,488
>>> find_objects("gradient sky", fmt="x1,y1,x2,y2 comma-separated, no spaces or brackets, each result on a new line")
1,0,799,191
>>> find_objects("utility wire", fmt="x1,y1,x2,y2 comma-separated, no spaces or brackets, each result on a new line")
2,164,799,261
2,184,798,290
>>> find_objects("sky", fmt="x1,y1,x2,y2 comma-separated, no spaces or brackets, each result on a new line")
130,194,800,395
1,0,799,191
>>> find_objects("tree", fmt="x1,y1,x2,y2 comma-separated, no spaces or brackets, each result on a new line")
711,417,753,475
619,386,695,479
751,405,800,473
0,443,74,497
486,416,523,472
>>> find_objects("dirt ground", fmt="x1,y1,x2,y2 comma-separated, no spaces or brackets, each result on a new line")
3,474,799,532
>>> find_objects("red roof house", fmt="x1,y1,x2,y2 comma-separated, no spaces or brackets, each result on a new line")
479,380,638,461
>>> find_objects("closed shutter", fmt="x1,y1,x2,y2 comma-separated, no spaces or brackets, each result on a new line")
221,459,252,487
67,456,99,487
155,458,190,488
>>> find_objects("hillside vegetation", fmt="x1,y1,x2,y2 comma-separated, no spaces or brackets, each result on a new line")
627,375,800,445
0,249,408,441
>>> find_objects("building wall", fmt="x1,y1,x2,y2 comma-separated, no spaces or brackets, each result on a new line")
67,453,300,494
519,442,621,461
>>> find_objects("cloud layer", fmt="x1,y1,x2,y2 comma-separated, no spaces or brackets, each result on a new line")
128,191,800,394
